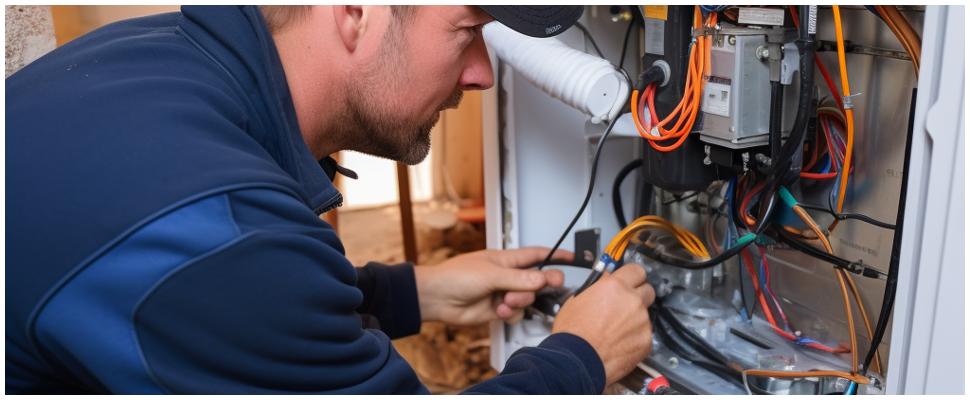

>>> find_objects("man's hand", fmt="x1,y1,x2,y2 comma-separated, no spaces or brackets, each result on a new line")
551,264,655,385
414,247,571,326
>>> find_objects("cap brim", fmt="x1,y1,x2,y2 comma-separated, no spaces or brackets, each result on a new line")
479,6,584,38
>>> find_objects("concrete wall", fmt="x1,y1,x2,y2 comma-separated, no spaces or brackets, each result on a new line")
5,5,56,77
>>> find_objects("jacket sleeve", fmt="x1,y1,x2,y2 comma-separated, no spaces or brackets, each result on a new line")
463,332,607,395
35,186,606,394
354,262,422,339
126,188,429,394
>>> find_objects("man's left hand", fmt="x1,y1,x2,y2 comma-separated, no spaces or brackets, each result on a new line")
414,247,571,326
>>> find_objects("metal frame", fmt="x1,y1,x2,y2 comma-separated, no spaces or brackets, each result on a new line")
885,5,965,395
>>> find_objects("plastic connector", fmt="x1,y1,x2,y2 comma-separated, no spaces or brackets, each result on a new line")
636,63,669,92
735,233,758,246
778,186,799,209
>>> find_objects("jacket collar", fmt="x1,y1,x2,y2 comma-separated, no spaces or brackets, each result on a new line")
178,5,348,214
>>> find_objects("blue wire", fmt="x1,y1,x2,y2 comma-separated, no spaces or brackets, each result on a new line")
700,5,730,13
819,154,831,173
725,178,751,322
845,381,858,395
863,5,884,21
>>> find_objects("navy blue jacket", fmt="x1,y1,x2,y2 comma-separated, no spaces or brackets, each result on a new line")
6,5,605,394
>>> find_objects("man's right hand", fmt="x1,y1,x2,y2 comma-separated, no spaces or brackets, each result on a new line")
551,264,656,385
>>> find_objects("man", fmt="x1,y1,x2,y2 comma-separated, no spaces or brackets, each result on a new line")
7,5,655,394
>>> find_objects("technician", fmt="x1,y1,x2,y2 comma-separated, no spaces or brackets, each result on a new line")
7,5,655,394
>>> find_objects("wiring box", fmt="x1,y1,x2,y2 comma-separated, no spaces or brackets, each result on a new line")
697,24,799,149
485,4,963,395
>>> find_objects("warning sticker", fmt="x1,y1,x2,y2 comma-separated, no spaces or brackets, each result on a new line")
737,7,785,26
702,81,732,118
642,5,668,21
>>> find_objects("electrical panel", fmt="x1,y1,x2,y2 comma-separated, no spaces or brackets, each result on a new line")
485,4,964,395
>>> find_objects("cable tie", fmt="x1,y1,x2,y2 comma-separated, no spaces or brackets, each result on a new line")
841,92,862,110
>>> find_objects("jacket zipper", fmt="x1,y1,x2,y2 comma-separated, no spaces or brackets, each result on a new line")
315,192,343,215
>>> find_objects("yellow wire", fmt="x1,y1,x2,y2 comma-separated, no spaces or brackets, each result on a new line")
743,369,870,385
793,205,862,377
605,216,709,261
832,5,856,222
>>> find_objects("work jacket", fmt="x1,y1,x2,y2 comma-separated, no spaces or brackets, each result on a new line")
6,5,605,394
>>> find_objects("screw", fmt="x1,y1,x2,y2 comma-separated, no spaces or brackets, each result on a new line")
668,357,680,368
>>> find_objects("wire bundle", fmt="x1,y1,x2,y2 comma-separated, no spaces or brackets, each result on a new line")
801,107,849,180
630,6,715,152
873,5,921,74
570,4,914,393
606,215,710,262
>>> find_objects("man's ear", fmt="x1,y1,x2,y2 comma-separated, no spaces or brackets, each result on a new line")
333,5,368,53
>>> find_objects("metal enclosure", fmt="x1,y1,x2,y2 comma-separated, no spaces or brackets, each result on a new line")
483,5,964,395
698,26,799,148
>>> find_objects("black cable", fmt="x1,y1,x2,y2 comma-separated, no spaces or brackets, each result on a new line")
772,227,887,279
799,203,897,230
651,305,748,389
860,87,917,375
656,302,733,367
767,5,816,186
612,159,643,227
573,22,606,59
653,299,776,394
633,208,769,270
538,12,637,271
617,13,637,73
537,114,624,270
662,191,699,206
768,80,783,160
753,189,780,235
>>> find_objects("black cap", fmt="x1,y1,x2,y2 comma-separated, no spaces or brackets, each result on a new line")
478,6,584,38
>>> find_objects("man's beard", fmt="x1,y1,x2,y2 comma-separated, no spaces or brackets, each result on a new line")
342,85,463,165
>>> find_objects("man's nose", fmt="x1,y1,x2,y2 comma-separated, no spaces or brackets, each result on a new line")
457,33,494,91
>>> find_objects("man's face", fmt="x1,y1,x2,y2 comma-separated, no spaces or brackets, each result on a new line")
343,6,494,165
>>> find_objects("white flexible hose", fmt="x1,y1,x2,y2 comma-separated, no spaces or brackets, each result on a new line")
483,22,630,124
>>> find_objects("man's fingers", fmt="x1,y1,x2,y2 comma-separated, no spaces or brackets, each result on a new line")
491,246,574,269
489,267,549,292
611,263,648,289
635,283,657,307
542,269,565,288
496,303,525,323
503,291,535,309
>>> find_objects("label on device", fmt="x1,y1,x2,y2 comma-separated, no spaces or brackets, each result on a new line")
702,81,732,117
738,7,785,26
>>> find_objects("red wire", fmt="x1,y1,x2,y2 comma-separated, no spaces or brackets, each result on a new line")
740,180,767,227
800,114,842,179
742,247,849,353
758,246,791,329
645,85,695,151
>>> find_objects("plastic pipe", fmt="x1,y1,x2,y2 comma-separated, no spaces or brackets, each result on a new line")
483,22,630,123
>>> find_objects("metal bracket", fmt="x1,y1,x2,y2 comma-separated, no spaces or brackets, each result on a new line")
780,42,801,85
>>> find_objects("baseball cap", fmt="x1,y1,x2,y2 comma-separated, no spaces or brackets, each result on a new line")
478,6,584,38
